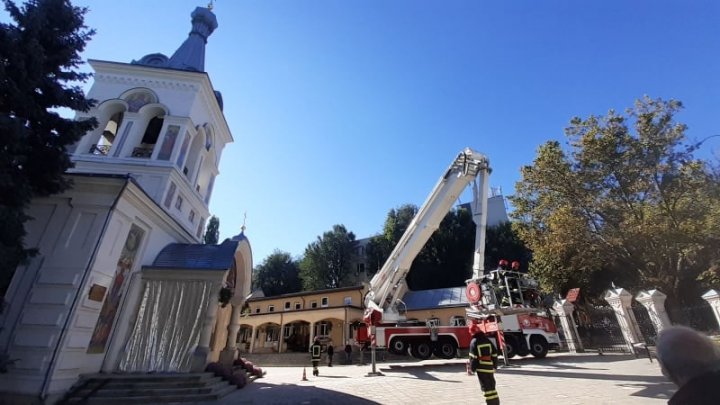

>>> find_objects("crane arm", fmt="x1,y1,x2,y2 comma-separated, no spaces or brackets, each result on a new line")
364,148,490,324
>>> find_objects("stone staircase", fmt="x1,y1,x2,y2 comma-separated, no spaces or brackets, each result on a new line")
58,372,236,404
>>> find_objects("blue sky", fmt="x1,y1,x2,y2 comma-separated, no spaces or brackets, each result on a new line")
6,1,720,265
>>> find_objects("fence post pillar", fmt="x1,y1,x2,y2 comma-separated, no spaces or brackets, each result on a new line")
635,289,672,334
604,288,642,353
553,299,584,353
702,289,720,331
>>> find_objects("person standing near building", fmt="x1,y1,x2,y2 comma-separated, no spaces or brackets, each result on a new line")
468,324,500,405
310,337,322,376
344,341,353,364
656,325,720,404
326,340,334,367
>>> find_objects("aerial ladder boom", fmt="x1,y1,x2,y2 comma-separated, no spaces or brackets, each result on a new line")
363,148,490,325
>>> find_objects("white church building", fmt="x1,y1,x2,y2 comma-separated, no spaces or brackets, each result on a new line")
0,6,252,403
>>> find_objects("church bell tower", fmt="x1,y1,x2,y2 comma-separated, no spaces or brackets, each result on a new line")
70,6,232,241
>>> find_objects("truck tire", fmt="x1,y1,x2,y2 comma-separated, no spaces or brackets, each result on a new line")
529,335,549,358
433,339,457,359
410,341,432,360
502,336,517,359
389,338,407,355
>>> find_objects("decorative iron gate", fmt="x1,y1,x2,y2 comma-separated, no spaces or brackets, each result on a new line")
631,301,658,345
576,305,629,353
668,302,719,335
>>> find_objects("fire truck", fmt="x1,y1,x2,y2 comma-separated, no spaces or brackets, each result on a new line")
357,147,560,360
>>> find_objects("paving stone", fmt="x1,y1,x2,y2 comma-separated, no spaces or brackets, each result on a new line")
187,353,675,404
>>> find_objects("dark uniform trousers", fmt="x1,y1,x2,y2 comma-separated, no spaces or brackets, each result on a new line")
469,334,500,405
310,343,322,376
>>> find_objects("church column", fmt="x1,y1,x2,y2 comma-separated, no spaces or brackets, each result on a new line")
702,290,720,330
635,290,672,334
190,284,222,372
553,299,583,353
219,304,242,366
604,288,642,353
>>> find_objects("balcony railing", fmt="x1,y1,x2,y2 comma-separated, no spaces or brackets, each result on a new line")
89,144,111,155
131,146,153,158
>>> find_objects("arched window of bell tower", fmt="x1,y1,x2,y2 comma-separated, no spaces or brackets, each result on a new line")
97,111,124,152
129,104,168,159
79,100,128,156
184,128,205,181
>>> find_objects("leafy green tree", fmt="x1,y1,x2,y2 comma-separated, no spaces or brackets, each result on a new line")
203,215,219,244
368,203,515,290
510,97,720,304
406,206,476,290
253,250,302,296
484,221,532,271
365,204,418,278
0,0,97,301
299,224,357,290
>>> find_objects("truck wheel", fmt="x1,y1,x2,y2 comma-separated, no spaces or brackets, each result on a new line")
410,341,432,360
433,339,457,359
529,335,549,358
503,336,517,359
389,338,407,355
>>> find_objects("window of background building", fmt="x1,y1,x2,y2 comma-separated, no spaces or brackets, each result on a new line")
255,308,260,314
343,296,352,305
314,321,330,337
284,301,291,310
237,328,252,343
450,316,466,326
321,297,329,307
283,324,294,338
266,326,279,342
268,305,275,312
310,301,317,309
294,302,301,310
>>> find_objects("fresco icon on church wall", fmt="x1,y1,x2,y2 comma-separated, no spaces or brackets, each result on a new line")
87,224,145,354
124,91,155,113
158,125,180,160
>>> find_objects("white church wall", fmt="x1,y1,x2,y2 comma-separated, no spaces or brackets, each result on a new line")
0,178,125,397
51,181,197,384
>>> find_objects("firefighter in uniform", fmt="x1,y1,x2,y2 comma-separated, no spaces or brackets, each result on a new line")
468,324,500,405
310,336,322,376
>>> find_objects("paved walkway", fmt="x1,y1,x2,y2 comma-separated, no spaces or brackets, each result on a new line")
209,353,675,405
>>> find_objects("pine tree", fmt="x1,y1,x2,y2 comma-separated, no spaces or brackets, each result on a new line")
0,0,97,303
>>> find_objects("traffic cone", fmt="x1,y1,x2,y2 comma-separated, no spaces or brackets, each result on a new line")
302,367,308,381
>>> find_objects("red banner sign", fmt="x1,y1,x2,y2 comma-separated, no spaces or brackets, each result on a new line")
566,288,581,303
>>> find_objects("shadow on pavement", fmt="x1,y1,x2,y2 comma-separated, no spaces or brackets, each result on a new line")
619,382,676,400
498,367,673,399
219,382,381,405
498,367,667,383
378,362,465,382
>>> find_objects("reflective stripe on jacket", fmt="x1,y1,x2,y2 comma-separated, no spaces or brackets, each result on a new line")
311,343,322,360
468,334,498,373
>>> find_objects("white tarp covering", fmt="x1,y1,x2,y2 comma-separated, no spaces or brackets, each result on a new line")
118,279,213,372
